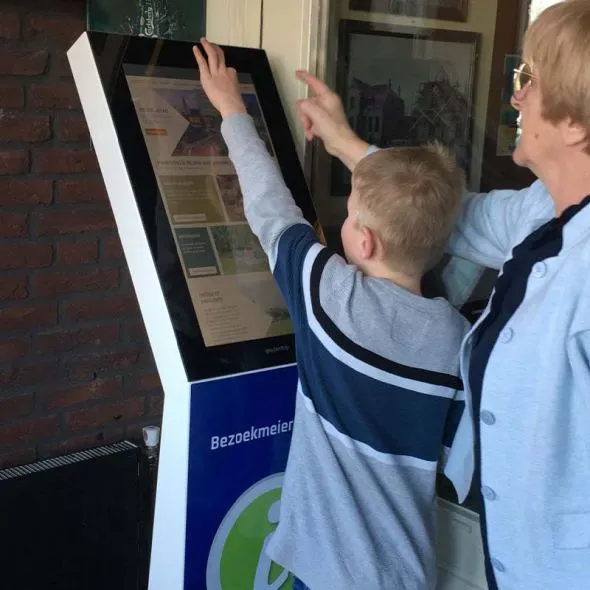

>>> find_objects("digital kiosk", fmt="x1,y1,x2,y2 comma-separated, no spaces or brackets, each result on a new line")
68,32,320,590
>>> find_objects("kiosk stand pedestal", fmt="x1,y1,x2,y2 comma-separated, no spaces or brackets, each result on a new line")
68,32,317,590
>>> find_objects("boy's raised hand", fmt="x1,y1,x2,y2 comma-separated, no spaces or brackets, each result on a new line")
295,70,368,170
295,71,349,144
193,38,246,118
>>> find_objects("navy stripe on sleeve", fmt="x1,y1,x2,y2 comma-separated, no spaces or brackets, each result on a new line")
272,223,319,328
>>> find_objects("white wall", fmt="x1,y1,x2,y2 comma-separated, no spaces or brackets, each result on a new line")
206,0,262,48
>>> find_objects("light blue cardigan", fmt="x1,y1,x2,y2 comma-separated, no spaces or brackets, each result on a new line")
449,179,590,590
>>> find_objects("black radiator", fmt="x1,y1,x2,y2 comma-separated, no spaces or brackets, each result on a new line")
0,441,151,590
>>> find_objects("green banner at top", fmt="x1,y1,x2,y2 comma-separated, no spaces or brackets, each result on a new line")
87,0,206,42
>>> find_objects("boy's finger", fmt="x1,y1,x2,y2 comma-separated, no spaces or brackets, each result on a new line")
296,100,312,131
298,97,324,121
201,38,218,72
295,70,330,96
214,43,226,68
192,45,209,78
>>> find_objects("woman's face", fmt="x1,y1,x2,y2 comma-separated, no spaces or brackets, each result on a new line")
510,64,563,175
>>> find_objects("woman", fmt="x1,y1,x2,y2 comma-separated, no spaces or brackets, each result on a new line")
295,2,590,588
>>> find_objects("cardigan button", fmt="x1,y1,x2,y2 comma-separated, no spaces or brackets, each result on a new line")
480,411,496,425
499,327,513,343
482,486,497,501
532,261,547,278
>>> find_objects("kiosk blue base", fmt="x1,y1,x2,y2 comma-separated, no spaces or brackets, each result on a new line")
186,365,298,590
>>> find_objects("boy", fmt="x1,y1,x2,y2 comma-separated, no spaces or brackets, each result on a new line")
194,40,473,590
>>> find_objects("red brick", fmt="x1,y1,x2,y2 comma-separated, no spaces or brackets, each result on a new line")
57,115,89,142
0,361,61,390
0,336,30,360
50,52,72,78
102,235,124,260
68,349,142,381
28,83,80,110
63,294,138,322
0,113,51,143
44,378,121,410
0,447,36,469
56,240,98,265
39,429,123,459
0,13,20,40
149,393,163,416
37,324,119,354
0,212,28,237
0,277,28,301
57,178,107,204
131,372,161,392
35,149,98,174
0,394,35,420
0,303,56,332
0,151,29,175
0,416,60,447
26,15,83,47
37,210,114,236
0,243,53,270
0,179,52,206
0,84,24,108
34,267,119,297
126,320,148,342
0,51,48,76
66,398,145,432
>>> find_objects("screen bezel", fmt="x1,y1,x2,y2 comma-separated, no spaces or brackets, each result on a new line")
88,33,316,381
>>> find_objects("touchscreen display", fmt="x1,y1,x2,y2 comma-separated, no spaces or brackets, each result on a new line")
124,65,293,348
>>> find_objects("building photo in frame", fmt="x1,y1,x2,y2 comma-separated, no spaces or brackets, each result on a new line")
87,0,206,41
332,20,479,195
349,0,469,22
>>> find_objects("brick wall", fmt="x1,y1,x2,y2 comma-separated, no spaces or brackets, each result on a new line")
0,0,163,469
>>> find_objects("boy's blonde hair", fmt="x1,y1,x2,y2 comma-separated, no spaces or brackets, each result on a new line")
352,144,464,275
524,0,590,145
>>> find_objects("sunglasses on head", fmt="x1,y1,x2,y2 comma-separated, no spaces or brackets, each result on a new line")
513,63,538,94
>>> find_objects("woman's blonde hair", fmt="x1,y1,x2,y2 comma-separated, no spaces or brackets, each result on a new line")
524,0,590,143
352,144,464,274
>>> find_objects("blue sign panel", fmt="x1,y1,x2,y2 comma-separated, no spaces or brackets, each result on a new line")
184,364,298,590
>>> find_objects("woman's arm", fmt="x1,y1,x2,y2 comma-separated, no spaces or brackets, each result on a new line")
448,182,547,269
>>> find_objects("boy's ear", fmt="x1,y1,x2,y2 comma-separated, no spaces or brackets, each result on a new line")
359,226,376,260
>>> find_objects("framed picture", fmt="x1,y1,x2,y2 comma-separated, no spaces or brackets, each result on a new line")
87,0,206,41
332,20,479,195
349,0,469,22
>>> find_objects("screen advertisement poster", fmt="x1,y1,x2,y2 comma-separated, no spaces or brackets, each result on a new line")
124,65,293,349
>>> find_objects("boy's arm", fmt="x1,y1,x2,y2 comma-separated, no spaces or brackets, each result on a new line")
220,113,312,268
193,39,322,326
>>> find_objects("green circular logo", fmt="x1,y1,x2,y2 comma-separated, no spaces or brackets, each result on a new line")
206,473,292,590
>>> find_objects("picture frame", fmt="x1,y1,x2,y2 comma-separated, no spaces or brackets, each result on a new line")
332,20,480,196
87,0,206,41
349,0,469,22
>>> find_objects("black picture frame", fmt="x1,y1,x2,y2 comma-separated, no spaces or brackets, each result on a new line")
332,20,480,197
349,0,469,22
86,32,319,382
